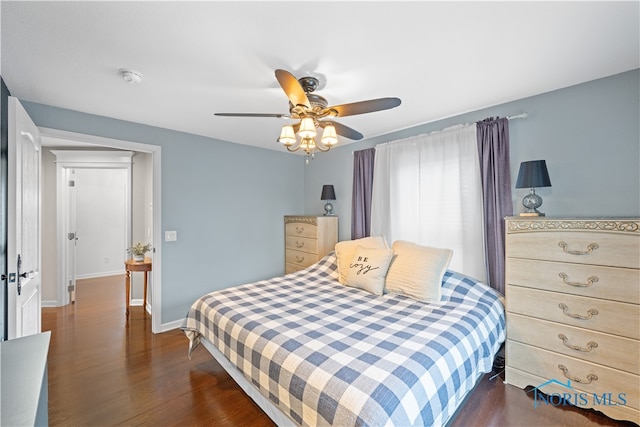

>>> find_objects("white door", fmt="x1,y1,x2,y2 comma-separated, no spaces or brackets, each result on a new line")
7,97,41,339
65,168,78,303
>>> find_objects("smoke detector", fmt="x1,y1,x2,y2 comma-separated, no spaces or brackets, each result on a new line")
119,68,143,84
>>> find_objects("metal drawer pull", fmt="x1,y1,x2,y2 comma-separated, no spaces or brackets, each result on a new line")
558,303,598,320
558,364,598,384
558,334,598,352
558,272,599,288
295,226,305,234
295,255,305,263
558,241,599,255
295,241,305,248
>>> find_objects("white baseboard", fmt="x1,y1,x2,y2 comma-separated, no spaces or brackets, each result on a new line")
41,300,58,308
129,299,154,316
160,319,184,332
77,270,125,280
129,298,144,306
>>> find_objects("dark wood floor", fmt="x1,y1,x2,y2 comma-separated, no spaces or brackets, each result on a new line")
43,276,635,426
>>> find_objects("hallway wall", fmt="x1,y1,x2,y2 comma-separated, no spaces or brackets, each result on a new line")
75,168,127,279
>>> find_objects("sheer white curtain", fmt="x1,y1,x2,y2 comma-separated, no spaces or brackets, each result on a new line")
371,124,487,282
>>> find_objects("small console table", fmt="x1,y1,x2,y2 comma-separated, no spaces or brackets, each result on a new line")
124,257,152,316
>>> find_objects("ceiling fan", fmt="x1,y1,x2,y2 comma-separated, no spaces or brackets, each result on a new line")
215,69,401,158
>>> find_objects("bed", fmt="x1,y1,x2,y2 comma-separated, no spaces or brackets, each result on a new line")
182,249,505,426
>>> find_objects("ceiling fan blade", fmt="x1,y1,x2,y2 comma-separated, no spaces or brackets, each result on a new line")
275,69,310,108
214,113,290,118
321,121,363,140
327,97,401,117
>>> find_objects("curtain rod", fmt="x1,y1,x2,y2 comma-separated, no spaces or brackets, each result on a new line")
352,113,529,153
507,113,528,120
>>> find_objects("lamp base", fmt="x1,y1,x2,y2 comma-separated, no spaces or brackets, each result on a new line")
520,188,545,217
519,212,545,217
323,202,334,216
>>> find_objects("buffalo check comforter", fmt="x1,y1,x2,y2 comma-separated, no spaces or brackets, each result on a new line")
182,252,505,426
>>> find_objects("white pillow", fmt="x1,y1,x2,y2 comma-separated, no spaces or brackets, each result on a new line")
335,236,388,284
345,246,395,296
385,240,453,302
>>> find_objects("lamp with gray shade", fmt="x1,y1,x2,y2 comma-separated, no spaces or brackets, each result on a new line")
321,185,336,216
515,160,551,216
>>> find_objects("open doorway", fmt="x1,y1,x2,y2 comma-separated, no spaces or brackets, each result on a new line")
49,150,134,307
39,128,163,333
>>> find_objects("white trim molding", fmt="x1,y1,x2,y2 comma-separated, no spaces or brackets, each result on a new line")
40,127,163,334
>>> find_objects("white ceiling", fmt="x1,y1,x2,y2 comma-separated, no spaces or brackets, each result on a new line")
2,1,638,152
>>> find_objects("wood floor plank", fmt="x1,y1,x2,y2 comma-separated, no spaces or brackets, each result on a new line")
42,275,636,426
43,275,273,427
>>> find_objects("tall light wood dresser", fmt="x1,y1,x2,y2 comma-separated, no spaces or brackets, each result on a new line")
284,215,338,274
505,217,640,424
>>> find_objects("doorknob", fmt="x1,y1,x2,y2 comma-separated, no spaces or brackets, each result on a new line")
17,254,23,296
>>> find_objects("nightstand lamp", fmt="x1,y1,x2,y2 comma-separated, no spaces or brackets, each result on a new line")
515,160,551,216
321,185,336,216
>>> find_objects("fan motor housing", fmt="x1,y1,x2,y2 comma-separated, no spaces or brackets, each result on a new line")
298,76,319,93
298,76,328,110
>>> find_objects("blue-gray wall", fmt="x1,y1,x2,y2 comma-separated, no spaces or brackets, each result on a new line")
21,103,305,323
17,69,640,325
304,70,640,242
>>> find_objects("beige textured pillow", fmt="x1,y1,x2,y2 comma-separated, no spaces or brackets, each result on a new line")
385,240,453,302
335,236,388,284
345,246,395,296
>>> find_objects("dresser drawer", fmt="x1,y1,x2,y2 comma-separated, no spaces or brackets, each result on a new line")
285,235,318,254
285,263,301,275
508,313,639,374
506,258,640,304
507,340,639,411
285,249,316,269
284,216,338,275
506,231,639,269
285,222,318,239
507,286,640,339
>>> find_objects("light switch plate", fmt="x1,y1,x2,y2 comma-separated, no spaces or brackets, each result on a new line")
165,230,177,241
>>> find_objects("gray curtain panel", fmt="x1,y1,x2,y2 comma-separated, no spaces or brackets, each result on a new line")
476,117,513,294
351,148,376,239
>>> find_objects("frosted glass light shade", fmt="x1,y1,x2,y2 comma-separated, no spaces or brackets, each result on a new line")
300,137,316,150
321,125,338,146
298,117,317,138
278,125,296,145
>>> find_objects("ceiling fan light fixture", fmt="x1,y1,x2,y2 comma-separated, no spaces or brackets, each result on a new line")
298,117,317,138
278,125,296,146
216,69,401,160
321,125,338,146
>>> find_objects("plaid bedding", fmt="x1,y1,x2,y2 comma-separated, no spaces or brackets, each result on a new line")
182,252,505,426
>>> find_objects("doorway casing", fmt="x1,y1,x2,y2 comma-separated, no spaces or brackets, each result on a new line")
41,128,163,333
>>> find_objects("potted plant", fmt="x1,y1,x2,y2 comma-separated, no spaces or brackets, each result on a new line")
128,242,152,262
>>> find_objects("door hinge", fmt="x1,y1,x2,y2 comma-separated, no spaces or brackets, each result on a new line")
68,280,75,292
68,232,76,240
68,180,75,187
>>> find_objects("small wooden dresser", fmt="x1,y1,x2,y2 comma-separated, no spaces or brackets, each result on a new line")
505,217,640,424
284,215,338,274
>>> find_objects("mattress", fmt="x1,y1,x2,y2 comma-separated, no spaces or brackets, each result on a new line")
182,252,505,426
